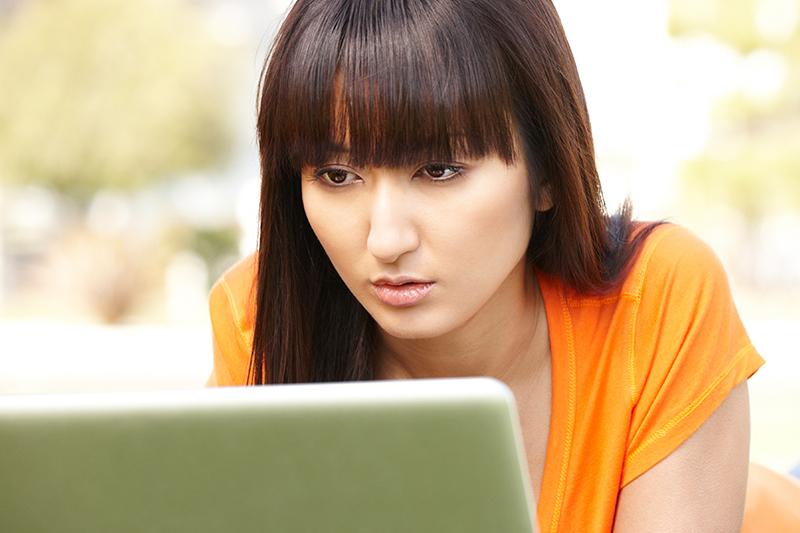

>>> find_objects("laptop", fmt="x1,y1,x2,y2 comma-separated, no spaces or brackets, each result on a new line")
0,377,538,533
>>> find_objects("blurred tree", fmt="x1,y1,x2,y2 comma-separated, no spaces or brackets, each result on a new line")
682,118,800,221
40,228,158,324
0,0,241,323
669,0,765,52
0,0,236,201
163,222,241,290
669,0,800,227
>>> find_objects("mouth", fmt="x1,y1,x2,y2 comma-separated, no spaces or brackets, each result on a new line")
370,281,435,307
377,281,424,287
371,275,434,286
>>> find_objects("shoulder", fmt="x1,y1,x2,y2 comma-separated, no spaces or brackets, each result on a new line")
620,222,726,299
207,252,257,386
621,222,754,376
615,223,764,487
208,252,257,335
558,222,720,307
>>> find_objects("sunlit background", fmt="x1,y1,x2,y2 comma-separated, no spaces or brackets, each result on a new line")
0,0,798,474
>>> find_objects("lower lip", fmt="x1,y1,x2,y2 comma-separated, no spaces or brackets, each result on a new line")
371,282,435,307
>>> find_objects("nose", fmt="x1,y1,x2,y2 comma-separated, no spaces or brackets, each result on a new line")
366,181,420,263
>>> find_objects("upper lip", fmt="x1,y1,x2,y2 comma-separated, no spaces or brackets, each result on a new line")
372,275,434,286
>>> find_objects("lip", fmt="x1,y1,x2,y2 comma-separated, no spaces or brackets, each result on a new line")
371,274,433,285
370,281,435,307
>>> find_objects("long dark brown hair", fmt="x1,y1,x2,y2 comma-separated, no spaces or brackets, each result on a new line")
251,0,664,384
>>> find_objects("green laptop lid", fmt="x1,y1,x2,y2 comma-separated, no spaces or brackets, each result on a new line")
0,377,537,533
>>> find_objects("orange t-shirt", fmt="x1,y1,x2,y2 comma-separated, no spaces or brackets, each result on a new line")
207,223,765,532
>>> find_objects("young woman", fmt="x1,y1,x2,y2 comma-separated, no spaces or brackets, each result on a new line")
207,0,765,530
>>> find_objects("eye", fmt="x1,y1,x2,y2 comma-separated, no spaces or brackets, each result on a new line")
415,163,465,183
309,162,465,188
312,167,360,187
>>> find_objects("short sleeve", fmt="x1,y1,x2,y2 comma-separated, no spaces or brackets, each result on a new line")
207,276,251,387
620,225,765,487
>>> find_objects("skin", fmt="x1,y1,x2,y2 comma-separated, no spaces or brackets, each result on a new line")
613,380,751,532
300,129,553,392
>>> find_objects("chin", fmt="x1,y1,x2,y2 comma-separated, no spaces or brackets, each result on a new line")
372,310,456,340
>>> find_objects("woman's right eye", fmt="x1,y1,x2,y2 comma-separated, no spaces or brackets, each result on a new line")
313,168,359,187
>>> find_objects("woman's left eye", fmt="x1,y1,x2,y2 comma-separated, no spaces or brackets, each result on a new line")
416,163,464,182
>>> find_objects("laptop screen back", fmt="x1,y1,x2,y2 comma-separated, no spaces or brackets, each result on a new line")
0,377,537,533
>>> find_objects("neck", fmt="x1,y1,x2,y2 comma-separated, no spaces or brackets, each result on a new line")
374,261,549,389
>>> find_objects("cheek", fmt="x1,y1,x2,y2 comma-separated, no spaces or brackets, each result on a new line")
424,179,533,268
302,190,362,272
474,186,532,242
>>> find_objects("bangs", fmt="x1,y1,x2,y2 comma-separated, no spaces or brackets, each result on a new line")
269,0,520,170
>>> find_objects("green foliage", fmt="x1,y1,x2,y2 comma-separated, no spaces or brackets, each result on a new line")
681,120,800,220
668,0,763,52
161,222,242,289
0,0,237,200
670,0,800,220
185,225,241,286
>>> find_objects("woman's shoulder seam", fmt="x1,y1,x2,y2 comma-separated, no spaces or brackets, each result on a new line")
625,222,682,406
628,223,684,299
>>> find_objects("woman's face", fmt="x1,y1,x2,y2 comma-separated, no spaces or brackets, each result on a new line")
300,135,543,340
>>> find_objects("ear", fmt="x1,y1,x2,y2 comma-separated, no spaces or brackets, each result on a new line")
534,183,553,212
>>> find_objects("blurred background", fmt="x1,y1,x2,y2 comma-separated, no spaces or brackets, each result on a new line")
0,0,797,473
